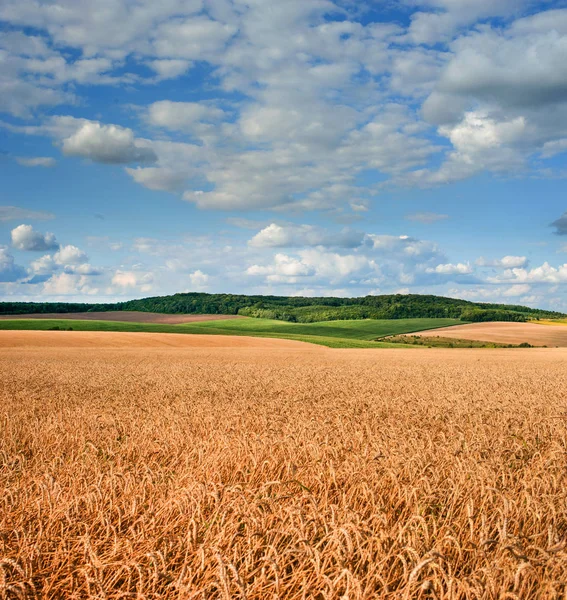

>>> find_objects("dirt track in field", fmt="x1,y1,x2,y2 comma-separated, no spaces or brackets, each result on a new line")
0,330,319,349
0,311,245,324
415,321,567,347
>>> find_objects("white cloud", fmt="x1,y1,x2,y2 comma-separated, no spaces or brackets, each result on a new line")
426,262,473,275
0,0,204,59
541,138,567,159
0,247,26,282
54,245,88,265
146,100,225,132
43,273,99,296
502,283,532,297
476,255,528,268
440,112,527,154
247,253,316,283
249,223,364,249
489,262,567,284
1,0,567,268
365,234,441,261
189,269,209,288
61,121,157,164
147,59,192,80
416,10,567,184
28,244,96,278
111,270,154,292
29,254,57,275
11,224,59,251
15,156,56,167
64,263,102,276
447,284,537,304
406,0,527,45
0,206,54,222
125,167,187,192
153,16,237,59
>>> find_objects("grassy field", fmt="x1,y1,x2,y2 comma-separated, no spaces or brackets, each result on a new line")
386,334,532,348
2,334,567,598
0,317,462,348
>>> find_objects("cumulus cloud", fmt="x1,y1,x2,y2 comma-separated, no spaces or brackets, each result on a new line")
2,1,567,308
29,254,57,276
189,270,209,288
406,0,527,45
111,270,154,292
11,224,59,251
54,245,88,265
147,59,192,80
146,101,225,132
249,224,364,249
476,256,528,268
0,247,26,282
502,283,532,297
64,263,102,276
425,262,473,275
1,1,566,209
365,234,441,262
489,262,567,284
415,10,567,184
27,242,98,280
61,121,157,165
247,253,317,283
42,273,99,296
153,16,237,59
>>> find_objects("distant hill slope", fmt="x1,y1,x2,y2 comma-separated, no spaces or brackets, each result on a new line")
0,293,564,323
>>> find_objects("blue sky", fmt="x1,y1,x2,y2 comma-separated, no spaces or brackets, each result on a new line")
1,0,567,309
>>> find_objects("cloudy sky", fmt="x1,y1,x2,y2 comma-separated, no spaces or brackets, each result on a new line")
1,0,567,308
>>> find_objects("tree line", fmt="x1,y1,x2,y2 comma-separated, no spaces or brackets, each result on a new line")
0,293,563,323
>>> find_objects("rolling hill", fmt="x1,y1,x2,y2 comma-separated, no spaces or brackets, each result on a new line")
0,292,563,323
0,317,463,348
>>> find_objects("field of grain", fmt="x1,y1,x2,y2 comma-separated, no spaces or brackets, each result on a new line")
0,311,245,324
2,331,567,599
415,321,567,347
0,330,315,349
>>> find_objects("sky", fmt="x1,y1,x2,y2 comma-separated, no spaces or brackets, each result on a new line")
1,0,567,309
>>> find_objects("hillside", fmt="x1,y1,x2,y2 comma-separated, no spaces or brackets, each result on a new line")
0,293,563,323
0,317,463,348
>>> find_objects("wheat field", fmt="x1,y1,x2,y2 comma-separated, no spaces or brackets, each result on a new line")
2,332,567,599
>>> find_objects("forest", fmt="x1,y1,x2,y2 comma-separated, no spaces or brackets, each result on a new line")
0,293,563,323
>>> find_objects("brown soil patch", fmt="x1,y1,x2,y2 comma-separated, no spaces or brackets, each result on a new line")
0,330,318,349
415,321,567,347
0,311,246,324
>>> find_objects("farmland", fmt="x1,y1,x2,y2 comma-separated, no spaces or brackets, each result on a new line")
2,331,567,598
0,311,247,324
0,316,462,348
415,321,567,347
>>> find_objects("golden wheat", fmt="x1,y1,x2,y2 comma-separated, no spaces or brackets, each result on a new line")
2,332,567,598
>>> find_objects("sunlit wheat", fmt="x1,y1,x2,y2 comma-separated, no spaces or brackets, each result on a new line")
2,333,567,598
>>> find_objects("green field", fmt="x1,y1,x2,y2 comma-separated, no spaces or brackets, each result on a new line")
0,317,463,348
